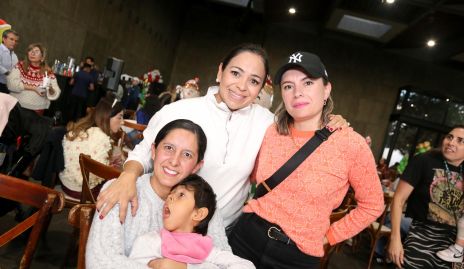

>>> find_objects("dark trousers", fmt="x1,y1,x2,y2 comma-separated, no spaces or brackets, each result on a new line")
67,95,87,122
0,83,9,94
229,213,320,269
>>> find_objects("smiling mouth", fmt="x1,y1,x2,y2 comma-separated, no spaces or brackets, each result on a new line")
229,90,245,101
163,167,178,176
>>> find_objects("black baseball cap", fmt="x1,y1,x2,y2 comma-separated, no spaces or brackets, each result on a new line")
274,51,328,85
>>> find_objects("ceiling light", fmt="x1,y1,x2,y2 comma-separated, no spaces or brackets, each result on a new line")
427,39,436,47
289,7,296,14
385,0,395,4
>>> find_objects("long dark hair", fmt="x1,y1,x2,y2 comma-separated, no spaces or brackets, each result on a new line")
221,43,269,87
154,119,207,163
171,174,216,236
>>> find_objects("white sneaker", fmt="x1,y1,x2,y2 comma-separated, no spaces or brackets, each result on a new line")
437,245,464,263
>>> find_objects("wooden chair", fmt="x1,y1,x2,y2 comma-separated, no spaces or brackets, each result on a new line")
68,204,96,269
55,154,121,209
123,120,147,140
366,191,394,269
0,173,65,269
61,154,121,267
78,153,121,204
123,120,147,132
55,153,121,208
320,206,351,269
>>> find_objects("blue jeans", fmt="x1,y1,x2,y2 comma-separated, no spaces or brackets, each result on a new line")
375,213,412,257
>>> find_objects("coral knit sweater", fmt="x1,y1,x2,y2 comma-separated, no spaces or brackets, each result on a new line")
244,124,384,257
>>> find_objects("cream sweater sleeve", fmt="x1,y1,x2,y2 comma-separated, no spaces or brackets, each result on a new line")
47,77,61,100
6,67,24,93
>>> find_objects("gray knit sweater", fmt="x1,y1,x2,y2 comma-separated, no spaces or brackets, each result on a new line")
86,174,231,269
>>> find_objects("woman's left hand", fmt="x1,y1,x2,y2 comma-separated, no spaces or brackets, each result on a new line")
48,86,55,96
326,114,350,132
148,258,187,269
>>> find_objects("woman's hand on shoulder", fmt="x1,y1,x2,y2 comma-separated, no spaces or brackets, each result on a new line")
96,170,139,222
148,258,187,269
326,114,350,132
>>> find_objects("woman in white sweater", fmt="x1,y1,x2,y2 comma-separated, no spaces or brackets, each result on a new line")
86,119,232,269
7,43,60,114
59,95,126,200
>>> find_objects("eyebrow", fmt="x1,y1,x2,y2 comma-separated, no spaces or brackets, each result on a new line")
281,75,311,85
230,66,263,80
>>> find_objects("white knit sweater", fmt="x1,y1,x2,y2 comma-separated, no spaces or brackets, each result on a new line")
7,65,60,110
60,127,112,192
86,174,231,269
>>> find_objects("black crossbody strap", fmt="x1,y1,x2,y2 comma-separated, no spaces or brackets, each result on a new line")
254,128,333,199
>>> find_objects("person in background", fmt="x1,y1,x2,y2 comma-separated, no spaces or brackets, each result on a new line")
85,56,99,84
84,56,102,108
126,94,162,146
388,125,464,269
0,29,18,94
7,43,60,115
229,51,384,269
129,174,255,268
135,94,161,125
68,63,95,122
124,77,141,110
59,95,125,200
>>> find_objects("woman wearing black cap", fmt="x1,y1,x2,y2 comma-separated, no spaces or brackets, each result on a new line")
229,51,384,269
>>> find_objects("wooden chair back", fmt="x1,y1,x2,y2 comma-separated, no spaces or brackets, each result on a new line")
0,173,65,269
123,120,147,132
79,154,121,204
321,206,351,269
367,191,394,269
68,204,96,269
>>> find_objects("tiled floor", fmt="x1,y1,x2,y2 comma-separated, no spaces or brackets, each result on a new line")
0,208,394,269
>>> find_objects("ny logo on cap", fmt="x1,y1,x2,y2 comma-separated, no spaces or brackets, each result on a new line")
289,53,303,63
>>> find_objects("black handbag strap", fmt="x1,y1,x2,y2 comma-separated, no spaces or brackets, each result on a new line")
254,128,333,199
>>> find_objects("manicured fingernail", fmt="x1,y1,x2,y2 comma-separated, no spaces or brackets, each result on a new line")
328,127,333,132
99,215,103,220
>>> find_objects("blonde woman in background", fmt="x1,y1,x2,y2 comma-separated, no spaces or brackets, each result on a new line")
7,43,60,115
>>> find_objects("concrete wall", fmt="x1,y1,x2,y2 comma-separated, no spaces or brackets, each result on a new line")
2,1,463,158
0,0,183,79
170,5,464,158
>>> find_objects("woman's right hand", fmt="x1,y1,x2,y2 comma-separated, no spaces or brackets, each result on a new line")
388,235,404,268
96,171,139,222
